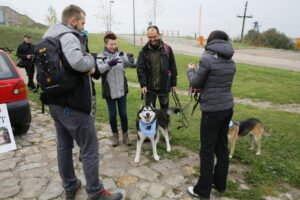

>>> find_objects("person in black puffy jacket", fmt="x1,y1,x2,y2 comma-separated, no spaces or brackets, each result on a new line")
187,30,236,200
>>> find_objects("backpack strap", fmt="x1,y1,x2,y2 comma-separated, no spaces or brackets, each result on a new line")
163,42,170,61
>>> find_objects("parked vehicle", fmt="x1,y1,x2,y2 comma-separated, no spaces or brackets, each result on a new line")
0,49,31,135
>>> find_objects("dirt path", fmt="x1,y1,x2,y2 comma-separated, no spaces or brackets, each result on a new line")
128,82,300,114
120,35,300,72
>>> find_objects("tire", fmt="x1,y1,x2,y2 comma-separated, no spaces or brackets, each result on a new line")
13,123,30,135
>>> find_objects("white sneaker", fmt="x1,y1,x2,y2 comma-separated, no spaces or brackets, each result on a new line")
187,186,210,200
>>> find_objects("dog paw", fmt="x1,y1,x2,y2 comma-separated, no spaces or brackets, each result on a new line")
167,147,171,152
229,155,233,159
134,158,140,163
154,155,160,161
255,152,261,155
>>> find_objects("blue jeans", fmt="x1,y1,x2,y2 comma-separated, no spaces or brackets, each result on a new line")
49,105,104,198
105,95,128,134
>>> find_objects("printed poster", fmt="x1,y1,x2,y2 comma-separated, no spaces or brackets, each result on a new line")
0,104,17,153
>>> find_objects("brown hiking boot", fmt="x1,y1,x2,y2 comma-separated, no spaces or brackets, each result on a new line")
122,133,131,146
88,189,123,200
112,133,119,147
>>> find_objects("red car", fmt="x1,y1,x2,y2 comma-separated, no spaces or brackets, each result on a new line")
0,49,31,135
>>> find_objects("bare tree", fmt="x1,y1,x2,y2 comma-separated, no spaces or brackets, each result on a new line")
96,0,115,32
45,5,58,26
144,0,164,25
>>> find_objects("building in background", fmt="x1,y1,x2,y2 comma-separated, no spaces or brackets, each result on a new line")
0,6,35,26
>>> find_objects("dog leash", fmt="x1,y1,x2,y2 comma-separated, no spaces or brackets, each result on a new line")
189,87,201,116
171,91,190,129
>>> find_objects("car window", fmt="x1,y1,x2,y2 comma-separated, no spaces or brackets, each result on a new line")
0,52,18,79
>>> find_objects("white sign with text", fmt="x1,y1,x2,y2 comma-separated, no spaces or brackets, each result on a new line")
0,104,17,153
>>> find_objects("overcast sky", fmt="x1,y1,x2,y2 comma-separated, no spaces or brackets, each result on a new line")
0,0,299,39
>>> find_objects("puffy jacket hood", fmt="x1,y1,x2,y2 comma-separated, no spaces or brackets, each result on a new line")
43,23,81,38
205,39,234,59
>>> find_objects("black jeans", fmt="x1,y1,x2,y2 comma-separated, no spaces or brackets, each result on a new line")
193,108,233,198
25,65,35,89
146,90,169,109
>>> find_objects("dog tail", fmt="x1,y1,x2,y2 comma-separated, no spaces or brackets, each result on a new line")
263,127,272,137
166,107,181,115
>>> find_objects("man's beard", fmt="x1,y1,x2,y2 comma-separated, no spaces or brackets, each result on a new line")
74,25,82,32
150,40,160,49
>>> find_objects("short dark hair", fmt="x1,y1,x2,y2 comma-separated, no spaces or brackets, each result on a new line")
147,25,160,34
61,5,85,24
104,31,117,44
206,30,229,44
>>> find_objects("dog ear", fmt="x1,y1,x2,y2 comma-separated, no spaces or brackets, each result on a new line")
150,103,155,111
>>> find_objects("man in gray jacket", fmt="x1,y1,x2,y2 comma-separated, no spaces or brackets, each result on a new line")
187,30,236,200
43,5,122,200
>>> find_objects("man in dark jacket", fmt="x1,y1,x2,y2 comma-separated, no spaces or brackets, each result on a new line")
137,25,177,109
187,30,236,200
43,5,122,200
16,34,36,92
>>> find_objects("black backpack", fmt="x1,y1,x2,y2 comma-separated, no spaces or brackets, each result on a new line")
34,34,78,97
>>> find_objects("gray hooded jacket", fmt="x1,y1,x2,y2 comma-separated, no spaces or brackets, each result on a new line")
42,23,95,114
97,50,131,99
187,39,236,112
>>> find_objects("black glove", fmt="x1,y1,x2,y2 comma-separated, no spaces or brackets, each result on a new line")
107,58,119,67
119,51,124,56
126,53,134,58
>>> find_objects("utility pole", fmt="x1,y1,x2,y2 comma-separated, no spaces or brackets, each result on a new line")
153,0,157,25
237,1,253,42
109,0,114,31
198,5,202,37
133,0,136,46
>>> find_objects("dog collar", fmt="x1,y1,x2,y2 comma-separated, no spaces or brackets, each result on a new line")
139,120,157,138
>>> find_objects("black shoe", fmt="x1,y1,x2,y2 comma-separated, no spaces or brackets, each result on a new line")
65,179,81,200
212,184,225,193
88,189,123,200
187,186,210,200
32,88,38,93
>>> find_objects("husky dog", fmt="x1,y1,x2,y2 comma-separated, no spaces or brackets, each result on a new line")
134,105,180,163
228,118,266,158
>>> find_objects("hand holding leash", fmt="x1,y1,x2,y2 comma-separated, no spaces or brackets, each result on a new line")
141,87,147,95
188,63,196,69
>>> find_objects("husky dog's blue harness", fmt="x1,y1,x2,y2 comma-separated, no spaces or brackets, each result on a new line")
139,120,157,138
